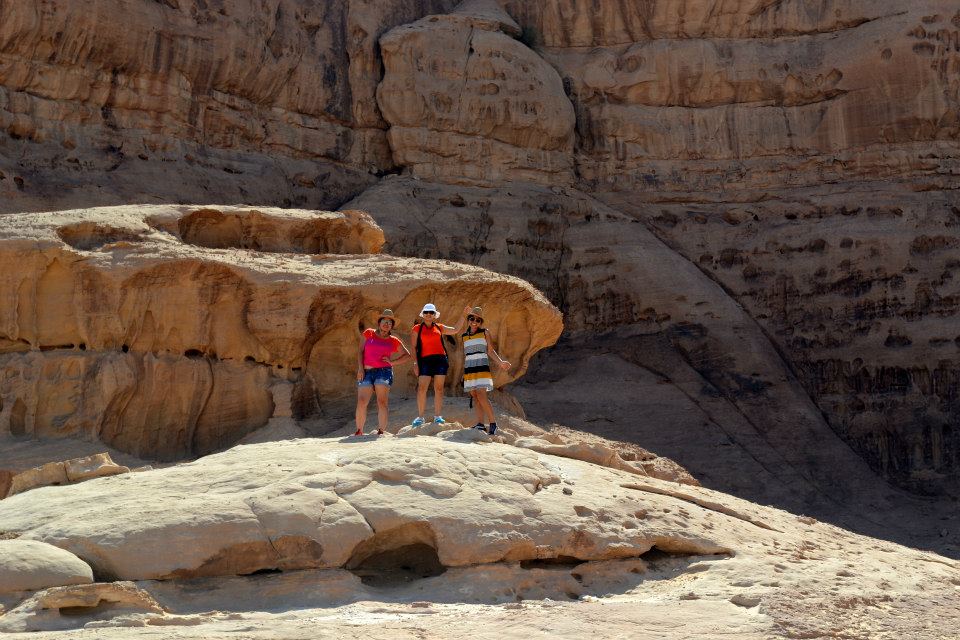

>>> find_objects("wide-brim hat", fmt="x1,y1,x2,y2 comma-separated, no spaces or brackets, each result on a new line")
420,303,440,319
377,309,397,324
468,306,484,322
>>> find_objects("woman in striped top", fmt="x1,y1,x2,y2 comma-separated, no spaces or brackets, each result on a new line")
461,306,510,435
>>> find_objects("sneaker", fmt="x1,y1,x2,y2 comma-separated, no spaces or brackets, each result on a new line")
353,429,364,436
377,428,385,435
488,423,498,436
473,423,486,431
411,417,425,427
433,416,446,425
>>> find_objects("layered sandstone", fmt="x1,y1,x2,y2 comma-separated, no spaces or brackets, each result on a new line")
0,0,471,213
0,205,561,460
351,1,960,501
377,0,575,185
0,0,958,527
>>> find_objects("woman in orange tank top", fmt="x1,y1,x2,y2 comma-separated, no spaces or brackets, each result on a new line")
410,303,469,427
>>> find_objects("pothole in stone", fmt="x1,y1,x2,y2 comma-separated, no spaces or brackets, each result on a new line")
347,543,447,588
57,222,145,251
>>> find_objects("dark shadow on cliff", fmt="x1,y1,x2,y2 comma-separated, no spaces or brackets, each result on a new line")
511,333,960,560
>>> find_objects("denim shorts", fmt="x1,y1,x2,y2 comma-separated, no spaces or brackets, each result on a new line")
417,355,449,377
358,367,393,387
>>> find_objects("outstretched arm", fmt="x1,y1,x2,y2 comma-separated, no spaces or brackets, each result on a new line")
442,306,472,336
486,332,511,370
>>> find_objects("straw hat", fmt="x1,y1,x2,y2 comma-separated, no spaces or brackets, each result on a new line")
376,309,397,324
468,306,484,322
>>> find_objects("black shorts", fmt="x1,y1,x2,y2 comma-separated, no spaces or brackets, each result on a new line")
418,354,449,377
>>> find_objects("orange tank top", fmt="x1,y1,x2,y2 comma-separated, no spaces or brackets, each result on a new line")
414,323,446,358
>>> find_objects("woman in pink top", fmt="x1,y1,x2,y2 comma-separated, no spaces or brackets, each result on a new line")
355,309,412,436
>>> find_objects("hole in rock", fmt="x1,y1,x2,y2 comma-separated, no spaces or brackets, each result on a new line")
40,344,74,351
345,523,447,588
59,601,116,617
520,556,584,570
121,344,129,353
348,543,446,588
184,349,203,358
245,567,283,576
57,222,144,251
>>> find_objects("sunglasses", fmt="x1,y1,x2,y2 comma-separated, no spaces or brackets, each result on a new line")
467,316,482,322
422,311,436,315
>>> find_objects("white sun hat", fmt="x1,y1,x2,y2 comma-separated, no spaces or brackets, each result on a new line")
419,303,440,319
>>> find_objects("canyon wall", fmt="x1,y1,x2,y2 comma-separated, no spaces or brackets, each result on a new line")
1,0,958,501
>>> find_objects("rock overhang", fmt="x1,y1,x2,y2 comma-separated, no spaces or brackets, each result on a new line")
0,205,563,460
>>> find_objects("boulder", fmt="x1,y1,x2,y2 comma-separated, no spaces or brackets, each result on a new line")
0,540,93,594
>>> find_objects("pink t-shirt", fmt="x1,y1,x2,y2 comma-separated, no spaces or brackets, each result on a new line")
362,328,402,368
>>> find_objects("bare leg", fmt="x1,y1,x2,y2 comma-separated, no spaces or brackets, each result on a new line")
416,376,431,417
374,384,390,433
471,390,484,424
475,388,495,424
432,375,446,417
355,386,374,433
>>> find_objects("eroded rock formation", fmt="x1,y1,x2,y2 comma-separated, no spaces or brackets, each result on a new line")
377,0,576,185
0,205,561,460
0,434,957,635
0,0,958,518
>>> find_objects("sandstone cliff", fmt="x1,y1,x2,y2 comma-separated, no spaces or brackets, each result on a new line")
1,0,958,529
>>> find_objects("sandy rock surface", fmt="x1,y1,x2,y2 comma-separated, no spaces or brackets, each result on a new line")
0,540,93,595
0,434,956,637
0,205,561,461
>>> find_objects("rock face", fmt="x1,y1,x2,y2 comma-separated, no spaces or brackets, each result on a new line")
348,1,960,500
0,540,94,594
0,0,471,213
0,205,561,460
0,0,958,510
377,0,575,185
